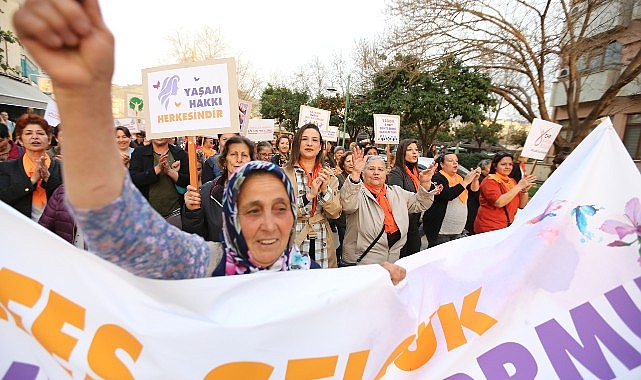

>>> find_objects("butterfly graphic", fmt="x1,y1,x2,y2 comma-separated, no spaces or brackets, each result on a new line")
571,204,600,240
194,76,200,81
527,200,567,224
152,80,160,89
174,102,181,107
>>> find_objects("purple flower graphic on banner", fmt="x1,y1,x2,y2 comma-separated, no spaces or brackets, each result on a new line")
600,197,641,263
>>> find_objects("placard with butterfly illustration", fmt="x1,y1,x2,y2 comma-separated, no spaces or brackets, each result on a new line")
142,58,240,139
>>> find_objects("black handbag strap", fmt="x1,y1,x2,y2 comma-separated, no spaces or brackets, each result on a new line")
497,183,512,226
356,226,386,263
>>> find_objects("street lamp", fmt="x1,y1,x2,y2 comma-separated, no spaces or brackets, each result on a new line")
326,74,350,148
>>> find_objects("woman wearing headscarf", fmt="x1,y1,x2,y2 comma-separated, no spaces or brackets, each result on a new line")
0,114,62,221
422,153,481,247
340,147,442,265
284,123,341,268
474,152,536,233
13,0,409,284
387,138,423,257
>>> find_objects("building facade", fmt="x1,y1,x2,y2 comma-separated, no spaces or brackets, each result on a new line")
550,0,641,169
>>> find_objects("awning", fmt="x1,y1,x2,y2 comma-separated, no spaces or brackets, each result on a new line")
0,75,52,110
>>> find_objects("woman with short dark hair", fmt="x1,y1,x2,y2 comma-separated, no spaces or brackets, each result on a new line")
0,114,62,221
474,152,536,233
182,135,255,242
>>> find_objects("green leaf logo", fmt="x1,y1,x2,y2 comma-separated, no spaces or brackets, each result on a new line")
129,97,144,115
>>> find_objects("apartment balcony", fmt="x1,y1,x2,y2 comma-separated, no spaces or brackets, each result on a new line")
549,66,641,106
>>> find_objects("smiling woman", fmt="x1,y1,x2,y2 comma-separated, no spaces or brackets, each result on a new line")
0,114,62,221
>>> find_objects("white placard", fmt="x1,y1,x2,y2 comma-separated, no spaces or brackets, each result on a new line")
297,105,331,130
374,114,400,144
142,58,239,139
521,118,563,160
44,100,60,127
245,119,275,142
114,118,140,133
321,125,339,142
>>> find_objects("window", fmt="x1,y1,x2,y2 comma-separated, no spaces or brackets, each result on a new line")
604,41,622,67
624,114,641,160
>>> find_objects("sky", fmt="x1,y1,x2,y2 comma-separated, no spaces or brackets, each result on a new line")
101,0,390,87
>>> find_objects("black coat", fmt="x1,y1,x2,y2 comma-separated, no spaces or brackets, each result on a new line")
422,171,476,246
181,178,223,242
387,165,423,256
129,144,189,200
0,156,62,218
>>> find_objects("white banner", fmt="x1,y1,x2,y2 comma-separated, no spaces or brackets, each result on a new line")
297,105,331,131
43,100,59,127
245,119,275,142
521,118,563,160
142,58,239,139
0,119,640,378
374,114,400,144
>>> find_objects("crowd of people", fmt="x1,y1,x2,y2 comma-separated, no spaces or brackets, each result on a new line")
3,0,558,286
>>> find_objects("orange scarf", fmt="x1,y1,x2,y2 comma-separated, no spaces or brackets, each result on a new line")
22,153,51,208
404,165,420,192
364,183,399,234
200,145,215,159
299,161,322,216
440,170,467,204
487,173,516,192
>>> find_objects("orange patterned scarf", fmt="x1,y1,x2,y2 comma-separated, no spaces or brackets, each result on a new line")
364,183,399,233
22,153,51,208
299,161,322,216
440,170,467,204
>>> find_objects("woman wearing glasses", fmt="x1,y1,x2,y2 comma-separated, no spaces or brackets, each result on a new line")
340,147,442,265
182,136,255,242
474,152,536,233
256,141,273,162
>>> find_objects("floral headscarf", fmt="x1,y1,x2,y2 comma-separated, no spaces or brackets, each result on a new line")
222,160,311,275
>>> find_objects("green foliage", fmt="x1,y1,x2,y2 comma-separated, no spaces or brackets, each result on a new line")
259,84,310,133
457,152,492,170
455,122,502,148
435,126,454,142
506,129,529,147
0,27,18,75
309,94,345,127
354,54,496,155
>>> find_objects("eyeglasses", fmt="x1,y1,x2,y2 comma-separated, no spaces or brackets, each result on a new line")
258,153,273,158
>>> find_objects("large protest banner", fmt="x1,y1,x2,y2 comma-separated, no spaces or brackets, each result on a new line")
0,119,640,378
142,58,239,139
